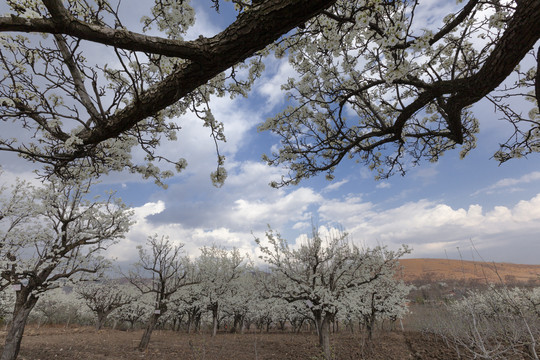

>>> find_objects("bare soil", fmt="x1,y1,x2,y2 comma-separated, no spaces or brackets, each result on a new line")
0,326,460,360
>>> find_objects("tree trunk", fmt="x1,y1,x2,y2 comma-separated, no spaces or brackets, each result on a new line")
211,305,218,337
313,311,332,360
195,313,201,333
240,317,246,334
1,295,38,360
96,312,107,330
187,314,193,334
138,313,159,351
231,314,239,333
231,313,245,333
365,313,376,341
318,315,331,360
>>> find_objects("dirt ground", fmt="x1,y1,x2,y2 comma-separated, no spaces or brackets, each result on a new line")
0,326,460,360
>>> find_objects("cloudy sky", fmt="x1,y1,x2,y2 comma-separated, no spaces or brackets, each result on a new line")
1,1,540,265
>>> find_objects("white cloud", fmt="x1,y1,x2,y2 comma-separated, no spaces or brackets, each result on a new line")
411,166,439,182
110,200,259,263
359,168,372,179
319,195,373,225
0,167,42,188
256,59,297,111
323,179,349,192
112,183,540,266
376,182,391,189
108,201,166,262
185,4,223,39
473,171,540,195
231,187,322,227
318,194,540,263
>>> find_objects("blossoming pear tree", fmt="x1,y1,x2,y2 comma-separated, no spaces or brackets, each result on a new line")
75,281,135,330
196,245,250,337
339,274,412,339
174,282,206,333
112,291,152,331
255,226,410,359
128,234,195,351
0,175,132,360
0,0,337,186
219,271,259,333
31,287,86,327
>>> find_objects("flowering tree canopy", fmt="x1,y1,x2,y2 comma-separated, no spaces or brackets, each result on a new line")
196,245,250,336
0,0,336,186
0,174,132,360
261,0,540,186
256,226,409,359
75,281,135,330
0,0,537,186
128,234,195,351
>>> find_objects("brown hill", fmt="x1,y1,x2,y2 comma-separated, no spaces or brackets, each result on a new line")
399,258,540,284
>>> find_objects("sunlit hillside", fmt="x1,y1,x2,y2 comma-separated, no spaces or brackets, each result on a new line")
399,258,540,284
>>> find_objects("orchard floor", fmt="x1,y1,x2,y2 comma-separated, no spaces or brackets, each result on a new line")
0,326,459,360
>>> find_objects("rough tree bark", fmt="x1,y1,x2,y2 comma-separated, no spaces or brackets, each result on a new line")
95,311,111,330
210,303,219,337
0,291,38,360
138,313,160,352
313,310,333,360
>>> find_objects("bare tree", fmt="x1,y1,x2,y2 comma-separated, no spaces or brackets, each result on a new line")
128,234,195,351
0,175,132,360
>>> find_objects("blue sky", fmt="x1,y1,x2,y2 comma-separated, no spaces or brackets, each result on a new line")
1,0,540,265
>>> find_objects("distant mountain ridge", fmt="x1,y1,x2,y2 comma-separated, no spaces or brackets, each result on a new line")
398,258,540,284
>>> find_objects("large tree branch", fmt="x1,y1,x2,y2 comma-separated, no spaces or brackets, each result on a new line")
53,34,102,122
0,0,336,64
445,0,540,120
391,0,540,145
534,46,540,106
0,0,337,163
75,0,336,147
0,13,208,62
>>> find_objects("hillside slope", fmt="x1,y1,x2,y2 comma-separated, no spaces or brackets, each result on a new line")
399,258,540,284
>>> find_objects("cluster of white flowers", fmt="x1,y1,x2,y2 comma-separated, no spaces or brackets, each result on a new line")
487,10,509,29
259,0,523,185
63,134,84,151
0,97,15,107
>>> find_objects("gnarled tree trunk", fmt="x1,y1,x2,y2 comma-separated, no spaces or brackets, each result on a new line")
138,313,160,352
211,304,218,337
313,310,332,360
1,293,38,360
